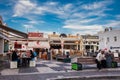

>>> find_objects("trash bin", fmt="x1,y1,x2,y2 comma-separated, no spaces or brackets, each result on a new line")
111,61,118,68
72,63,82,70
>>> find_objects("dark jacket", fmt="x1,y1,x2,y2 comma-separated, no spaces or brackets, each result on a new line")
12,51,18,61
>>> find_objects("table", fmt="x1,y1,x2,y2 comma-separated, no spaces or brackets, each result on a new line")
21,57,31,67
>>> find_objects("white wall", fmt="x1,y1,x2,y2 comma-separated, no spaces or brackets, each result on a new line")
99,30,120,52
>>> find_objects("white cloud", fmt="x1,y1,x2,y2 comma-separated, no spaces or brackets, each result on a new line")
116,15,120,19
23,24,34,29
28,20,44,24
45,2,58,6
63,25,104,31
61,0,113,35
13,0,36,17
81,0,112,10
106,20,120,27
12,0,115,35
32,6,47,15
63,4,73,11
13,0,73,19
65,17,99,25
72,30,98,35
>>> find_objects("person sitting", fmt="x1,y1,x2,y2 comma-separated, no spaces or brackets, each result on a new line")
12,50,20,67
96,50,106,70
30,50,35,60
12,51,18,61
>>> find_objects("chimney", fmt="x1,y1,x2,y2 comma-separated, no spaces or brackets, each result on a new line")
104,27,109,32
68,34,71,36
53,32,56,35
109,27,112,31
76,34,79,36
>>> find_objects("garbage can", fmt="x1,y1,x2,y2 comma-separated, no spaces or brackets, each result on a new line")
72,63,82,70
111,61,118,68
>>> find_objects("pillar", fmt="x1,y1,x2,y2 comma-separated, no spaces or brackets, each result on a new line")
0,38,4,54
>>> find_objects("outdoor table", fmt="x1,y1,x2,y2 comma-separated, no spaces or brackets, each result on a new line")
21,57,31,67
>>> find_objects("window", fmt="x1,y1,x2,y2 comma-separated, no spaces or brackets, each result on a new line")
107,37,109,42
114,36,117,42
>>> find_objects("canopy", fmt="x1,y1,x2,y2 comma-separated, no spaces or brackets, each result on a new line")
28,41,50,48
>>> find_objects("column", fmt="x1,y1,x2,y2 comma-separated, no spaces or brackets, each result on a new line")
61,39,64,55
0,39,4,54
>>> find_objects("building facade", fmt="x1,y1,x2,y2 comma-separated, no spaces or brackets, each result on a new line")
10,32,50,51
48,33,84,56
0,17,9,54
99,28,120,52
82,35,99,53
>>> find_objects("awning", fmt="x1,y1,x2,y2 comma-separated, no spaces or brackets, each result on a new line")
28,41,50,48
0,24,27,38
0,33,9,40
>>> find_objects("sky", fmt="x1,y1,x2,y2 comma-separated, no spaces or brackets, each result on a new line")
0,0,120,35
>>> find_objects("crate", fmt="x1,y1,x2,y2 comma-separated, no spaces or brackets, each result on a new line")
10,61,17,68
29,60,36,67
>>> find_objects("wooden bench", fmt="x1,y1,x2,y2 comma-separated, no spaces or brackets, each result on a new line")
77,57,96,65
77,57,120,64
77,57,120,69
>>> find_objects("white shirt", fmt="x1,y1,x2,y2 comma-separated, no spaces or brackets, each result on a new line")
96,52,106,61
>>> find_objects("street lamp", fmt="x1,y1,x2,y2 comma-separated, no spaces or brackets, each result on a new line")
60,36,64,55
49,40,53,61
75,41,79,51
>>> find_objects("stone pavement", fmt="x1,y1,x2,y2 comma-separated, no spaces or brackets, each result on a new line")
0,60,72,75
0,59,120,80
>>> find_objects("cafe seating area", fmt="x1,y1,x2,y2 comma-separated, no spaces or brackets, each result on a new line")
7,50,37,69
10,59,36,69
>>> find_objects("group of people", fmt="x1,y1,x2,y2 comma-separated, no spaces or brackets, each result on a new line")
8,49,37,67
96,50,114,70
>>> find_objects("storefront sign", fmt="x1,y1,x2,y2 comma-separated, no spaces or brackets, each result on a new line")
110,46,120,49
28,32,43,37
28,41,50,48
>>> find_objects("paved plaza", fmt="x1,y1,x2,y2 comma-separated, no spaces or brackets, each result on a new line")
1,60,72,75
0,59,120,80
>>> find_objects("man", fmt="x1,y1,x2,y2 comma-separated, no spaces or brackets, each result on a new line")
96,50,106,70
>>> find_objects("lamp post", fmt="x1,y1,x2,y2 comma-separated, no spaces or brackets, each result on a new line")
60,37,64,55
49,40,53,61
75,41,79,51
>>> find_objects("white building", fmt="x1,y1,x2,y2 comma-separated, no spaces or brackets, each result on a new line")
99,28,120,52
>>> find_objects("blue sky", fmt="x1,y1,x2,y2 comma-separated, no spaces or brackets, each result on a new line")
0,0,120,35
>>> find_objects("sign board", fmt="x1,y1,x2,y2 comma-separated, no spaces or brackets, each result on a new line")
113,52,119,57
28,32,43,37
110,46,120,49
28,41,50,48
